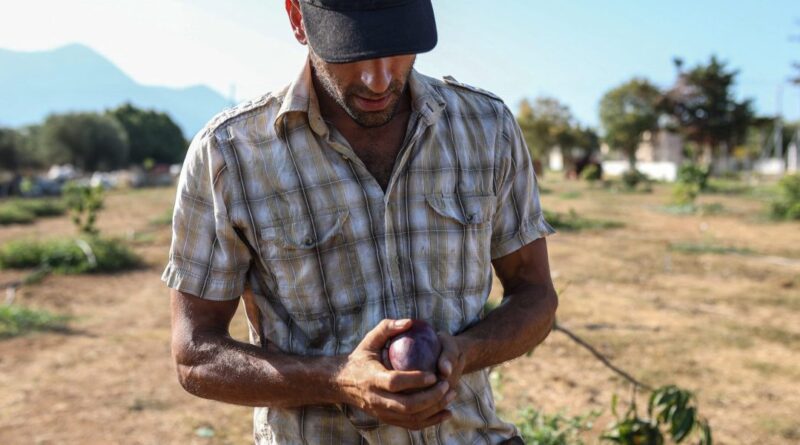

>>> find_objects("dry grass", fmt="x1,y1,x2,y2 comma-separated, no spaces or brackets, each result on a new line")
0,178,798,444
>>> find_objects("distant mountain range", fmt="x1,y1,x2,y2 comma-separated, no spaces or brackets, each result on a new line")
0,43,231,137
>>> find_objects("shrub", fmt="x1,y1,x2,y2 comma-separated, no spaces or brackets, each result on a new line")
771,174,800,220
670,182,700,207
0,237,140,274
580,164,602,182
15,198,67,217
621,169,649,190
517,407,599,445
545,209,623,232
676,162,710,192
63,183,104,235
0,305,68,339
0,204,35,225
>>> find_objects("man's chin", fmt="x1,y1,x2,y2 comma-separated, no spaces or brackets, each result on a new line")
346,108,396,128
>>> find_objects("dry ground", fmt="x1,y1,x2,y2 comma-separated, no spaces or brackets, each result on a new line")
0,177,798,444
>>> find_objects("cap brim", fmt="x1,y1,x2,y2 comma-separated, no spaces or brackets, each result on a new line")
300,0,437,64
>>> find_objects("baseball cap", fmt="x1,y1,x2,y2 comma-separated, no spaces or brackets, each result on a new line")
298,0,438,63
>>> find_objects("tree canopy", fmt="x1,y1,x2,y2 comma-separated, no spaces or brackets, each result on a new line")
107,103,186,165
661,56,754,160
517,97,577,160
599,78,662,168
39,112,130,171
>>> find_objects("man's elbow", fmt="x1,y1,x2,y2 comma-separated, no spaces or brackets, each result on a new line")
171,337,208,397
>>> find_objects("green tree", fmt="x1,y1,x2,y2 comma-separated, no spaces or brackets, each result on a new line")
39,112,129,171
599,78,662,170
0,128,20,172
661,56,754,166
107,103,187,165
517,97,576,162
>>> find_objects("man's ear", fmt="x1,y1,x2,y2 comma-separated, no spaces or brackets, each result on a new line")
285,0,308,45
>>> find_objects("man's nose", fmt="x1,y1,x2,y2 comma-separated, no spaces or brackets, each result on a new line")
360,58,393,94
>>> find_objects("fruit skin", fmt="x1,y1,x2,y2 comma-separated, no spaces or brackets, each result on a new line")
386,320,442,373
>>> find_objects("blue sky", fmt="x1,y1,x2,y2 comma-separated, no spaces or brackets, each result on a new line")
2,0,799,126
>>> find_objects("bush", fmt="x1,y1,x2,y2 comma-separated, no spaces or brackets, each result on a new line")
0,204,35,225
580,164,602,182
670,182,700,207
517,407,599,445
676,162,710,192
0,305,68,339
0,237,141,274
0,199,67,225
771,174,800,220
545,209,623,232
621,169,649,190
16,198,67,217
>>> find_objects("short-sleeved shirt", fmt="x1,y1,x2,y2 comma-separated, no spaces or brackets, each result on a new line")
161,59,555,444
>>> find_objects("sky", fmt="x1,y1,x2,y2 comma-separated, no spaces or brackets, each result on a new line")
1,0,799,126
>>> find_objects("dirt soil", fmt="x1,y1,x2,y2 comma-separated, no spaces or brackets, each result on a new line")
0,179,798,444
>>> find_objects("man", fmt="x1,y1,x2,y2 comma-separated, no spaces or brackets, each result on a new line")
162,0,558,443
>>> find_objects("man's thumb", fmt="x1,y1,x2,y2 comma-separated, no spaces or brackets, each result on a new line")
360,319,411,350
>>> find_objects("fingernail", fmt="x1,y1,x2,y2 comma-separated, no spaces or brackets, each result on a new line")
446,391,457,403
393,319,409,328
424,374,436,385
442,360,452,374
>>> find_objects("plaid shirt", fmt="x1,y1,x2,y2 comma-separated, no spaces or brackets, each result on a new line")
162,60,555,444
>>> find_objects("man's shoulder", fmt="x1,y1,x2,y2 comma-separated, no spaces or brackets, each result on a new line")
439,75,504,103
196,84,291,142
417,72,507,119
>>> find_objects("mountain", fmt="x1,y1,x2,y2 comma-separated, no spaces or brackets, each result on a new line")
0,44,231,137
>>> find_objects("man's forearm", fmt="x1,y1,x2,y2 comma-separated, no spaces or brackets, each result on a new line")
175,332,345,408
456,283,558,374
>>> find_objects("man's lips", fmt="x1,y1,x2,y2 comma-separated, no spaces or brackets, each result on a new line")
354,94,392,112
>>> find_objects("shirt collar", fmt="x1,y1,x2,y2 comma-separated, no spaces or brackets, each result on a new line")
273,58,446,137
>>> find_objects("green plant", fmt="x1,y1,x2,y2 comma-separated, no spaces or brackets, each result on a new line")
545,209,623,232
0,237,140,274
670,182,700,207
517,407,600,445
770,173,800,220
0,204,35,225
581,164,602,183
0,199,66,225
63,183,104,235
676,163,711,192
622,169,650,191
603,386,712,445
0,304,68,339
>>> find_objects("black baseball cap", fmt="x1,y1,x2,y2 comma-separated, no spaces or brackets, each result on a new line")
299,0,438,63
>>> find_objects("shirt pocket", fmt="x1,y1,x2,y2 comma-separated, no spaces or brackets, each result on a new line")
259,209,365,353
424,194,496,302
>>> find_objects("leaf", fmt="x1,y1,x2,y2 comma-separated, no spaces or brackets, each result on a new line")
671,407,695,442
612,393,619,417
700,420,712,445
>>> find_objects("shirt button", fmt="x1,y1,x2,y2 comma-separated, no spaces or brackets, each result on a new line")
303,237,314,246
467,213,476,222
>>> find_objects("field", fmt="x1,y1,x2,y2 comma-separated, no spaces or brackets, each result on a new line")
0,176,798,444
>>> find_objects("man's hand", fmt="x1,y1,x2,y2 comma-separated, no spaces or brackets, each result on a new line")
335,319,457,430
437,332,467,399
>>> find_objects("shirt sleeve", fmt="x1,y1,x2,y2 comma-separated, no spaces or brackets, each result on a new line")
160,127,252,301
490,105,556,260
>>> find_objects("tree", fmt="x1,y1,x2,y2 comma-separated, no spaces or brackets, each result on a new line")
0,128,20,172
517,97,576,162
39,112,129,171
599,78,662,170
107,103,187,165
661,56,754,166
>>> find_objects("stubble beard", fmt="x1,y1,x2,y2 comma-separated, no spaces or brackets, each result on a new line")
309,51,414,128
